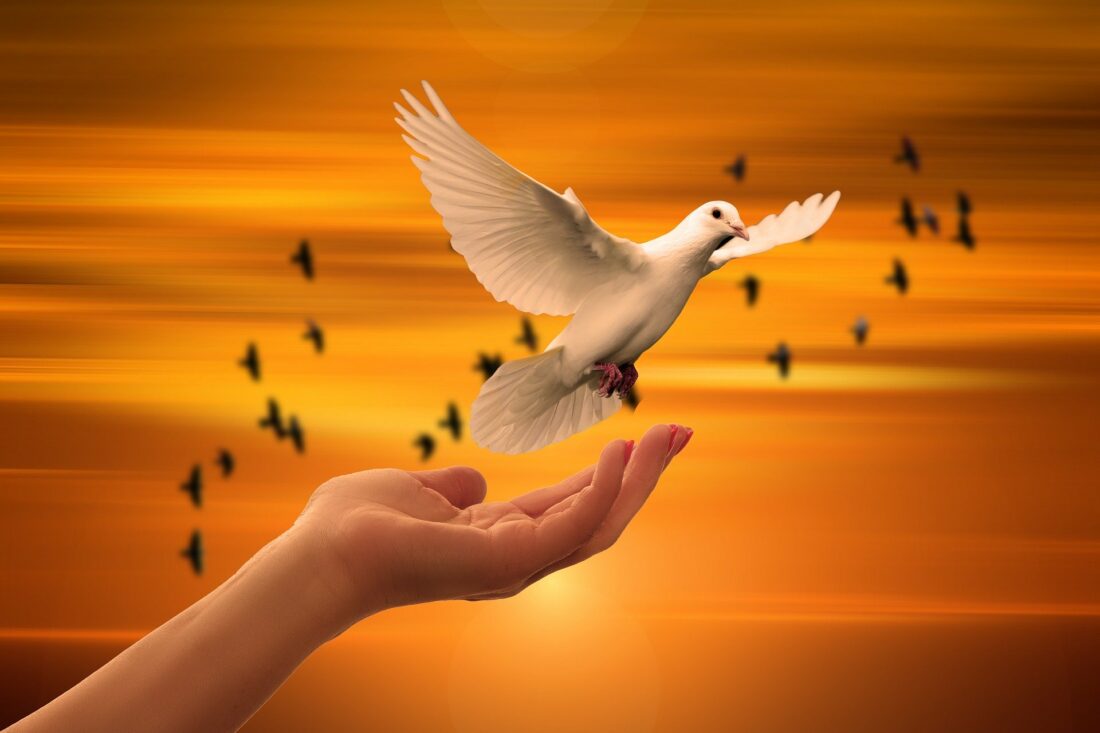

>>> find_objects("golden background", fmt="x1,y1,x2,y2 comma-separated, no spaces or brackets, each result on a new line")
1,0,1098,730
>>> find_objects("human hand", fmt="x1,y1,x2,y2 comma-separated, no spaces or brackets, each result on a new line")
4,424,692,733
291,423,693,633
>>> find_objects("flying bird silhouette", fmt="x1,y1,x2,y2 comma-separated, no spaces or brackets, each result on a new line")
303,319,324,354
286,416,305,454
724,154,746,183
885,258,909,295
851,316,870,345
258,398,286,438
515,316,539,352
396,81,840,453
767,342,791,379
894,136,919,172
180,529,204,576
739,274,760,307
957,190,972,217
238,343,260,382
921,205,940,235
897,197,918,237
622,386,641,411
413,433,435,462
180,464,202,508
214,449,234,478
438,402,462,441
473,352,504,382
290,239,314,279
953,216,976,250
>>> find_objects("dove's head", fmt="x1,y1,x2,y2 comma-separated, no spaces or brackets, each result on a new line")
682,201,749,251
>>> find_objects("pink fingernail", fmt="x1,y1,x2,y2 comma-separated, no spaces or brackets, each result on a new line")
674,428,694,456
624,439,635,462
668,424,679,452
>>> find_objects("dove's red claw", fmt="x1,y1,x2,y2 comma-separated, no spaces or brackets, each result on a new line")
617,362,638,397
594,362,623,397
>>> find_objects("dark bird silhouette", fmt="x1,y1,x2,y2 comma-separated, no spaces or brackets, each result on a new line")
286,415,305,454
851,316,870,346
921,205,940,235
290,239,314,280
885,258,909,295
302,319,324,354
739,274,760,307
766,342,791,379
516,317,538,352
623,386,641,411
438,402,462,441
215,449,234,478
724,154,746,183
897,197,918,237
414,433,436,462
473,352,504,382
180,464,202,508
180,529,204,576
258,398,286,438
237,342,260,382
957,190,972,217
953,216,976,250
894,136,919,172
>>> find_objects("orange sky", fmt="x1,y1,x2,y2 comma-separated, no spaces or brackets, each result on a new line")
1,0,1099,730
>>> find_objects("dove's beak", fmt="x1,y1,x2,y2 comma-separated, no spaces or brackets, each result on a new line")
729,223,750,241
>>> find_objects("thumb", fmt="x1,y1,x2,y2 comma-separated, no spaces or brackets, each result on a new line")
409,466,487,508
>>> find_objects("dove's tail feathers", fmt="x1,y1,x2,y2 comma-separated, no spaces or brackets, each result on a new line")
471,348,620,455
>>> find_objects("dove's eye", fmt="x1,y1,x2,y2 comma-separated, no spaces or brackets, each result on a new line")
711,208,721,219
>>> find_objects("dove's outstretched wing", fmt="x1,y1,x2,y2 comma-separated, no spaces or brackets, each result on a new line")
704,191,841,275
397,82,646,316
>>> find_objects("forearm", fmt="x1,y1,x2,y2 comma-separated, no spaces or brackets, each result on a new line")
8,528,357,733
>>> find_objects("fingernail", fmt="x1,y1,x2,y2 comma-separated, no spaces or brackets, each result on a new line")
668,424,679,452
674,428,694,456
624,439,635,462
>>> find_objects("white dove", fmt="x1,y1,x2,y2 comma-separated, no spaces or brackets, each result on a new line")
396,82,840,454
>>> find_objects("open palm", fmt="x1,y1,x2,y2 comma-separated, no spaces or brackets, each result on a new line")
295,423,692,623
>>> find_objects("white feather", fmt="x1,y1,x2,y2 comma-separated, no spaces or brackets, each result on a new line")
471,349,620,454
704,190,841,274
397,81,645,316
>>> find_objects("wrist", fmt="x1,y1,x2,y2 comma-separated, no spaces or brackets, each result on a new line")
232,524,372,646
273,521,388,639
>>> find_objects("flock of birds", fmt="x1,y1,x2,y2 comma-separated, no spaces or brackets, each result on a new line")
411,316,641,462
172,135,977,573
732,135,976,379
176,240,323,575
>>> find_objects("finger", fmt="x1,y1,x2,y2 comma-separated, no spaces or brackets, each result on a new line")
528,439,628,559
466,425,692,600
521,423,691,586
662,423,692,469
539,424,674,525
606,424,685,543
509,464,596,516
486,439,628,585
671,425,694,458
408,466,487,508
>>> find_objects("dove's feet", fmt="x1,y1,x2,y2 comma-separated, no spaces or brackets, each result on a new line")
593,362,623,397
617,363,638,398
